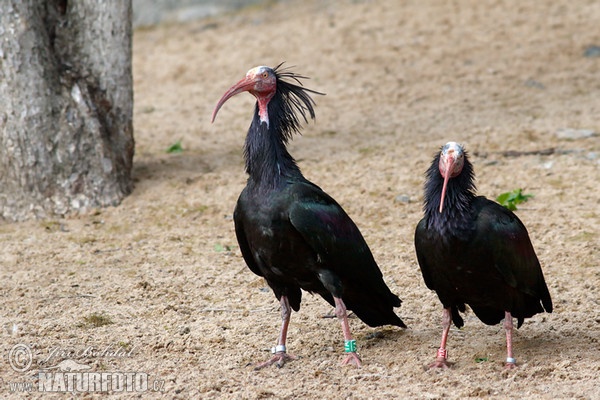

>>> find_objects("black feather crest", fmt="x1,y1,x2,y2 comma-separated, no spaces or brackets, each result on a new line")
269,63,325,143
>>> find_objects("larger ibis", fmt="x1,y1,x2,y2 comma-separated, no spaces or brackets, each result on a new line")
212,64,406,369
414,142,552,369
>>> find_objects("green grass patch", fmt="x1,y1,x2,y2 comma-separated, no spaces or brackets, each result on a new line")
78,313,114,328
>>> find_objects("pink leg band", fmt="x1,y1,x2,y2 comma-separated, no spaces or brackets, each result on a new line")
436,348,447,359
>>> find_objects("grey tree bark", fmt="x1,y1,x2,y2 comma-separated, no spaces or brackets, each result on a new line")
0,0,134,221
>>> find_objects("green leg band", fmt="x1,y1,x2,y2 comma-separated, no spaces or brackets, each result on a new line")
344,339,357,353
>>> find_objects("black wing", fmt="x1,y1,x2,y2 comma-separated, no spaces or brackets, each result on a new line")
471,197,553,313
288,183,385,291
233,195,263,278
414,217,438,292
289,182,405,328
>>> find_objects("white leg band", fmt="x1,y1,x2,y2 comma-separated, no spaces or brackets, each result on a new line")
272,345,286,354
506,357,516,364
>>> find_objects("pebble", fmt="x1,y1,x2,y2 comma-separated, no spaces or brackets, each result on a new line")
585,152,598,161
524,78,545,89
583,45,600,58
555,128,597,140
394,194,411,204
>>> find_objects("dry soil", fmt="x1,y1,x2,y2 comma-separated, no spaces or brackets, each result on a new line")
1,0,599,398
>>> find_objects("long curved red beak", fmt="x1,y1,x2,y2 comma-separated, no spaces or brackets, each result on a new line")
439,156,455,213
211,77,255,123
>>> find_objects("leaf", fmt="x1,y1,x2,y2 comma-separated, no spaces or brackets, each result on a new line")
495,192,511,205
166,140,183,154
214,244,231,252
496,188,533,211
475,356,489,363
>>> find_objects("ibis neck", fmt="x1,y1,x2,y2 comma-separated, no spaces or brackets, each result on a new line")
424,178,476,239
422,154,478,239
243,107,302,189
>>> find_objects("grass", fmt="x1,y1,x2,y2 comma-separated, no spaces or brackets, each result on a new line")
68,235,97,245
78,313,114,328
40,220,62,232
568,231,596,242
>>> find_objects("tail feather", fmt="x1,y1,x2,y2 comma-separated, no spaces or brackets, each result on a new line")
341,291,406,328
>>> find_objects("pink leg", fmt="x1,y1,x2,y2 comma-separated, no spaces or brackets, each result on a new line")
430,307,452,369
504,311,517,369
334,297,361,367
254,296,296,370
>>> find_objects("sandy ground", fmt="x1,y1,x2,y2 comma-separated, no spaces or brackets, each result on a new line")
1,0,600,398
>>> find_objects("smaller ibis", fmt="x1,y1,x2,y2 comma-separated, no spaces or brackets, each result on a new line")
414,142,552,369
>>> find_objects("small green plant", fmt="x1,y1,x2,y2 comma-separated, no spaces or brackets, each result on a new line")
166,140,183,154
117,341,132,351
214,244,232,252
475,356,489,363
78,313,114,328
496,188,533,211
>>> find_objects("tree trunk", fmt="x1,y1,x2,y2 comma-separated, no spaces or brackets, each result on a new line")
0,0,134,221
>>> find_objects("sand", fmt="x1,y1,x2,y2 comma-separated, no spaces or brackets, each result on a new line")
1,0,599,398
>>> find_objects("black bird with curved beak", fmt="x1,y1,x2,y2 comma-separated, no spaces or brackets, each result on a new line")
212,64,406,369
414,142,552,369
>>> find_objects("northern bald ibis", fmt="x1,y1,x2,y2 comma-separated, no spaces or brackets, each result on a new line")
212,64,405,369
415,142,552,369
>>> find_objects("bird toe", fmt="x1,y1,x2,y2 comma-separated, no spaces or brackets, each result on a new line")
504,361,518,370
428,357,452,370
341,352,361,367
254,352,296,370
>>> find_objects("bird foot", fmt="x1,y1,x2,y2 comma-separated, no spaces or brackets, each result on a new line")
504,361,517,370
253,352,296,370
503,356,517,370
341,352,361,367
428,357,452,369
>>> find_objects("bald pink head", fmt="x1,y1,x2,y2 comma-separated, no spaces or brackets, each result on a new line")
438,142,465,213
211,66,277,125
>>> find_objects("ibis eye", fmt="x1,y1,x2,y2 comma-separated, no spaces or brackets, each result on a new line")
262,72,269,79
